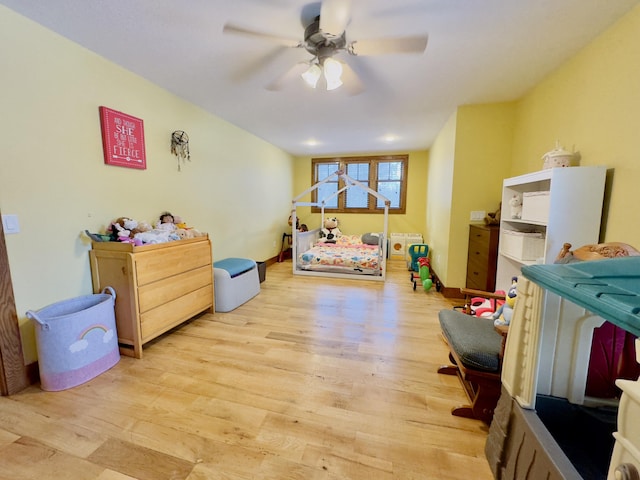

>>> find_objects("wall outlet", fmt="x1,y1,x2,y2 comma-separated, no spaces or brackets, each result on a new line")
470,210,486,221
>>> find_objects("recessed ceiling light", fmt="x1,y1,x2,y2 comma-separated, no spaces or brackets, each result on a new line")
304,139,320,147
381,134,398,143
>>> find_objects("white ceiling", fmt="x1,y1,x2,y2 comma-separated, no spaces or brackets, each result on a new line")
2,0,638,156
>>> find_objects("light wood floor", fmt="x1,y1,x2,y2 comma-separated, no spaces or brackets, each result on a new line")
0,259,494,480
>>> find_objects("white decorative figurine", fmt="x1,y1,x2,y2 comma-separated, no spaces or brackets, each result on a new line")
509,194,523,219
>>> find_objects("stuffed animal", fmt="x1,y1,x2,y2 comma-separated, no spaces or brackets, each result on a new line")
175,228,194,239
509,194,523,219
288,215,308,232
493,277,518,326
318,217,342,243
485,202,501,226
134,229,179,244
173,215,188,229
108,217,140,243
468,291,505,317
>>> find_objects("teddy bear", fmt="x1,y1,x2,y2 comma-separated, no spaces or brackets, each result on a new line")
484,202,501,226
108,217,142,244
318,217,342,243
175,228,194,240
492,277,518,326
509,194,523,219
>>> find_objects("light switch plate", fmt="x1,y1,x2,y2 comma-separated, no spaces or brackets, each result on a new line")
2,214,20,234
470,210,486,221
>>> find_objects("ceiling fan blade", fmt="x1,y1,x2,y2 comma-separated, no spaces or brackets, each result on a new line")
231,46,291,83
350,35,428,56
341,62,365,96
266,62,310,91
223,23,301,47
320,0,352,36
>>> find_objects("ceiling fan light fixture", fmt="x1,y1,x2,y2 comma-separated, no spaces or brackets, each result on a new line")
322,57,343,90
325,77,343,91
301,63,322,88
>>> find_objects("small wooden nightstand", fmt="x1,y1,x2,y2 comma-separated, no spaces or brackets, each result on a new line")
466,224,499,292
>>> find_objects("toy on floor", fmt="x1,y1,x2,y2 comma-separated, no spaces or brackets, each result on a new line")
411,256,433,291
492,276,518,326
467,293,505,317
407,243,429,272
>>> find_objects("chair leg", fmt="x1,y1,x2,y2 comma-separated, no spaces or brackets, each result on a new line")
451,405,476,419
449,378,501,424
437,365,459,376
437,352,459,375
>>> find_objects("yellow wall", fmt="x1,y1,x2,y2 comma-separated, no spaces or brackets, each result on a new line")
448,103,516,287
292,151,429,237
0,7,294,362
427,104,515,287
511,3,640,243
425,113,456,284
430,4,640,289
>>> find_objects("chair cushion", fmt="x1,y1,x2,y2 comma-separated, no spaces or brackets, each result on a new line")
439,309,502,373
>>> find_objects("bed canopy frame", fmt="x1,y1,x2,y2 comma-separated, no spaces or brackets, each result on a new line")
290,170,390,281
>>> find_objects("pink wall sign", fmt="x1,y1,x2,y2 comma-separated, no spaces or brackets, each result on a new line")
99,106,147,169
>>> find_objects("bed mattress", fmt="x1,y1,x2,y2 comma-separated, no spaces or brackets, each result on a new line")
298,235,381,273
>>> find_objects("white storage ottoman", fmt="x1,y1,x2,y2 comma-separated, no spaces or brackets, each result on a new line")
213,258,260,312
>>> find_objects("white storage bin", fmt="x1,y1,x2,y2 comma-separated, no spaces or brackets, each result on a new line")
501,230,545,261
405,233,424,264
405,233,423,247
389,233,406,256
522,191,550,223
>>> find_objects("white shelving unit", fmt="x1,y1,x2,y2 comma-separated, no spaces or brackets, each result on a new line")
496,166,607,291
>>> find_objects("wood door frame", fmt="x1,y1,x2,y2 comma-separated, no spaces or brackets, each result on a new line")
0,211,30,395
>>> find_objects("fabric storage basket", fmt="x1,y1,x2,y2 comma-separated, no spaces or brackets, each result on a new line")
522,191,550,223
501,230,545,261
26,287,120,391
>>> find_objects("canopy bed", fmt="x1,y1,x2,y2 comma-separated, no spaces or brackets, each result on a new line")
291,170,390,281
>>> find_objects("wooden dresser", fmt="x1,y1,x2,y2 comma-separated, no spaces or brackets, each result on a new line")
466,224,499,292
89,236,214,358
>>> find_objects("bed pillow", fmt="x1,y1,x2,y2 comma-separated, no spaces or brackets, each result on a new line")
361,232,380,245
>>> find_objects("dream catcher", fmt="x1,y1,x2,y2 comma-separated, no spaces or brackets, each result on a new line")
171,130,190,171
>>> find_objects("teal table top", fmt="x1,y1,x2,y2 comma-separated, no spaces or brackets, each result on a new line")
522,256,640,337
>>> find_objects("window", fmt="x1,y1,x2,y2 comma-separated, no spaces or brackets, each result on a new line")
311,155,408,214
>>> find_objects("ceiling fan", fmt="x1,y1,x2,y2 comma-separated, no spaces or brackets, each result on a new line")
223,0,428,95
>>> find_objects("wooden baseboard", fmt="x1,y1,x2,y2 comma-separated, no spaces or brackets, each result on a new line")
26,361,39,386
429,268,464,299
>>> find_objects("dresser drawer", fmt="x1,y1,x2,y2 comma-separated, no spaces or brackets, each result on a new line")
138,265,212,313
140,285,213,342
135,241,211,286
468,239,491,262
467,256,489,290
469,225,493,245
